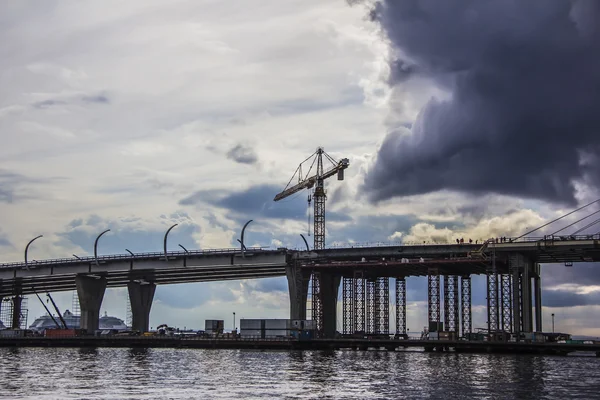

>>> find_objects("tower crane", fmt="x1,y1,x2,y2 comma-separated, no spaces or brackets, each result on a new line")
273,147,349,249
274,147,349,335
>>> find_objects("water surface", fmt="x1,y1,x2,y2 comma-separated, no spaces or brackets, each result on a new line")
0,348,598,399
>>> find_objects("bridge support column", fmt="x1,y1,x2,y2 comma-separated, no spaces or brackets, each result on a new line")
486,256,500,334
510,255,522,337
374,277,389,334
76,275,107,333
534,263,542,332
396,277,406,335
353,270,365,333
319,273,340,338
286,263,310,321
461,275,472,336
11,295,22,329
500,274,513,333
444,275,459,334
366,278,375,334
342,277,353,334
522,261,533,333
428,268,441,332
128,281,156,333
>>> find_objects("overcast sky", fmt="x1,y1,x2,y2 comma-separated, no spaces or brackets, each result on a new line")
1,0,600,335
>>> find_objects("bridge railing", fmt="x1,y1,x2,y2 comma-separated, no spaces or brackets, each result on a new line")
0,246,273,269
324,234,599,250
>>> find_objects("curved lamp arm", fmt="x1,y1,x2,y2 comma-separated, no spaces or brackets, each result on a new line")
24,235,43,270
300,234,310,251
240,219,253,257
94,229,111,266
164,224,178,261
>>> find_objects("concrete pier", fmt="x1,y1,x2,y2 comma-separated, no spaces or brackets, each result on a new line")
127,281,156,333
11,295,22,329
320,273,340,338
286,264,310,321
76,275,107,333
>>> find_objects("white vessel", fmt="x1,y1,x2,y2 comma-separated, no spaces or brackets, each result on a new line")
0,320,5,330
29,310,127,332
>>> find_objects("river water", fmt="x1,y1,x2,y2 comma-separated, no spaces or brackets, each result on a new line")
0,348,598,399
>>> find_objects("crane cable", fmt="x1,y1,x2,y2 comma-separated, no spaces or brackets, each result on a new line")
572,216,600,235
514,197,600,240
551,208,600,236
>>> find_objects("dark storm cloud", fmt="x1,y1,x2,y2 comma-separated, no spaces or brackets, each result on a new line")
543,289,600,308
180,184,352,223
543,263,600,287
226,144,258,165
359,0,600,205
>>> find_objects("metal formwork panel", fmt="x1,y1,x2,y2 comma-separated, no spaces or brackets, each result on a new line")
342,277,354,334
461,275,472,335
487,253,500,333
1,296,28,329
444,275,460,333
353,270,365,333
375,277,389,334
311,271,323,337
428,268,440,331
365,279,376,334
395,277,406,335
500,274,513,333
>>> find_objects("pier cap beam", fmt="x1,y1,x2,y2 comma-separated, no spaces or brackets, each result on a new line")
76,274,107,333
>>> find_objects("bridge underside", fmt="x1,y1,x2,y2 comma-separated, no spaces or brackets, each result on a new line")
302,259,506,277
0,266,286,297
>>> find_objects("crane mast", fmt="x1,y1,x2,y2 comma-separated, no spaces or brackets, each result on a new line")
274,147,349,336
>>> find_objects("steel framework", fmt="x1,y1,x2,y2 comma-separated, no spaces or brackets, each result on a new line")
487,252,500,332
353,270,365,333
366,279,376,334
500,274,513,332
342,277,354,334
311,271,323,337
428,268,441,331
461,275,472,335
444,275,460,333
395,277,406,335
0,296,28,329
375,277,389,334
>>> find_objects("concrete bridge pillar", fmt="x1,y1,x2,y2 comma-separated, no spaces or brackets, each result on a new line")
11,295,22,329
286,263,310,321
127,281,156,333
76,275,107,333
320,273,341,338
534,263,542,332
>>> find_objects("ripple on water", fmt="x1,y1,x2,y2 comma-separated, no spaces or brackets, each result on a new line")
1,348,599,399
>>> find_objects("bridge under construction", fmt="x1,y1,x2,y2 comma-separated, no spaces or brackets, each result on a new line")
0,234,598,340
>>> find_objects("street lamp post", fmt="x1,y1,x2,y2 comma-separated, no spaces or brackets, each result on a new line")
24,235,43,269
233,312,236,332
164,224,178,261
552,313,555,333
